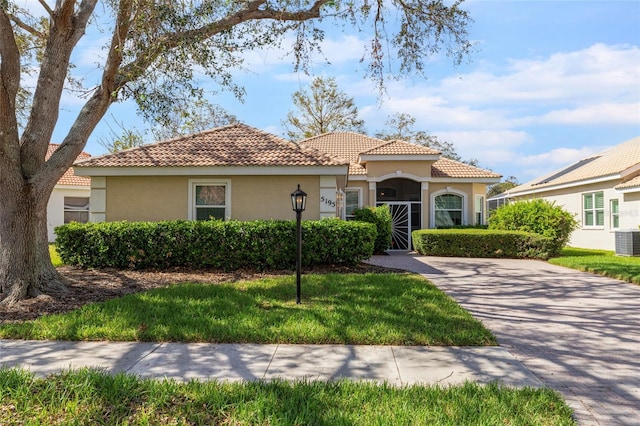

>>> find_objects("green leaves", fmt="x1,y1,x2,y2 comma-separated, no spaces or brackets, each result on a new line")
488,199,579,256
54,219,376,270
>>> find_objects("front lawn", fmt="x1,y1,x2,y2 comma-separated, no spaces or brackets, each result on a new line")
48,243,63,267
0,273,496,345
550,247,640,284
0,368,575,425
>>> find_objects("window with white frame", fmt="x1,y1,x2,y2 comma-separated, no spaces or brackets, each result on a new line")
345,188,361,220
610,199,619,229
582,191,604,227
475,195,484,225
64,197,89,223
435,194,463,227
190,181,229,221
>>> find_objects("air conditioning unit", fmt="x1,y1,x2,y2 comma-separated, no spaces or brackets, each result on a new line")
615,229,640,256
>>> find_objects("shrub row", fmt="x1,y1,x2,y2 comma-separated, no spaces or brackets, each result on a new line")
353,205,392,253
412,229,555,260
55,219,376,270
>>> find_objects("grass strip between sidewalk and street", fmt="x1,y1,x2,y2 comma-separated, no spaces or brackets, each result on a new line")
550,247,640,284
0,368,575,425
0,273,496,346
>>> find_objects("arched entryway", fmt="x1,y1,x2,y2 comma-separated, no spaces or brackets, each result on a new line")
375,178,422,250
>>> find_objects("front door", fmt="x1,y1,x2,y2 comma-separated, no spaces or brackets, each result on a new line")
378,202,421,250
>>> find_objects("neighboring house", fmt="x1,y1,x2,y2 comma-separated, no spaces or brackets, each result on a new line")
73,123,501,250
48,144,91,241
490,137,640,251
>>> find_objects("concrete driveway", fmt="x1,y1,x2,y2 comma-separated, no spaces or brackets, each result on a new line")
366,253,640,426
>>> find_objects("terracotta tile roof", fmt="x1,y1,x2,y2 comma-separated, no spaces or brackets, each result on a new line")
431,157,501,178
510,137,640,194
360,139,441,156
299,132,384,164
300,132,499,179
48,144,91,186
75,124,348,169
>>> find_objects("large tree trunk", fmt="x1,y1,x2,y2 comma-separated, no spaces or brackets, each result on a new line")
0,183,67,307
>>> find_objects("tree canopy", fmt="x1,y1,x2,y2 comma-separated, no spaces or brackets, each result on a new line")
282,76,366,140
0,0,473,305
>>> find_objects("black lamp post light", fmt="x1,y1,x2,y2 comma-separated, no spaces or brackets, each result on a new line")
291,184,307,304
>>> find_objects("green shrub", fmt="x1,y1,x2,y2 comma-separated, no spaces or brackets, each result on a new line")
488,199,578,256
353,205,392,253
55,219,376,270
412,229,555,260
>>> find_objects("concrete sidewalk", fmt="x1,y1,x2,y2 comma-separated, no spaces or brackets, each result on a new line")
1,339,542,387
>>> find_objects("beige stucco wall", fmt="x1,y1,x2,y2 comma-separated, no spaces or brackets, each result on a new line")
364,160,432,179
512,180,640,251
103,175,331,222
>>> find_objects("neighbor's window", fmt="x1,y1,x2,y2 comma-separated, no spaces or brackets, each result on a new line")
64,197,89,223
435,194,463,227
610,199,619,229
583,191,604,227
475,195,484,225
345,189,361,220
193,183,228,220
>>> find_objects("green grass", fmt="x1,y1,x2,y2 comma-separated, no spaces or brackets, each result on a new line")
48,243,63,267
0,368,575,425
0,273,496,345
550,247,640,284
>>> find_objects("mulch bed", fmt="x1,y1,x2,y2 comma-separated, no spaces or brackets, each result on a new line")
0,263,400,324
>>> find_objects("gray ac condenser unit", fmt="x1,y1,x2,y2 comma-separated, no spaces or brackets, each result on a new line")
615,229,640,256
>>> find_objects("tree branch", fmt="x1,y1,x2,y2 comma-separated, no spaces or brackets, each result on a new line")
7,13,46,39
38,0,54,17
114,0,330,89
0,9,21,170
21,0,98,181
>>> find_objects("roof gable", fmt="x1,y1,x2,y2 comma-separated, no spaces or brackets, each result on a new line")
75,124,348,169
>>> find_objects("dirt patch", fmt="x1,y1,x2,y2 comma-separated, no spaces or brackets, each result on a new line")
0,263,401,323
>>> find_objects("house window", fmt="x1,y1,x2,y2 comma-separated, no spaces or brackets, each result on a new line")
475,195,484,225
611,199,619,229
345,188,361,220
583,191,604,227
189,180,230,221
435,194,463,227
64,197,89,223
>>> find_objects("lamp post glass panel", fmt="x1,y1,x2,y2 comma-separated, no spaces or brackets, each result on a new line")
291,185,307,304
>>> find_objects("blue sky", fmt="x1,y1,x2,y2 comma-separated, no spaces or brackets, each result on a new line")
46,0,640,183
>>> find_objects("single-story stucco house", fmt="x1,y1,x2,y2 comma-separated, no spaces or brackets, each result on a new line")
74,123,501,250
47,144,91,241
489,137,640,251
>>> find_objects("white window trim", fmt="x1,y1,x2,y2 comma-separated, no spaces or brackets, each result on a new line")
344,187,363,219
430,188,467,228
475,195,485,225
63,196,90,224
610,199,620,230
582,191,604,229
188,179,231,220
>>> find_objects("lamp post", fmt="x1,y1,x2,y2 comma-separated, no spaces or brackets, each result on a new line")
291,184,307,304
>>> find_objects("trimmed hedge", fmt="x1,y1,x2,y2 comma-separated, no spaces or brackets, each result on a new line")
412,229,555,260
55,219,376,270
353,205,392,253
